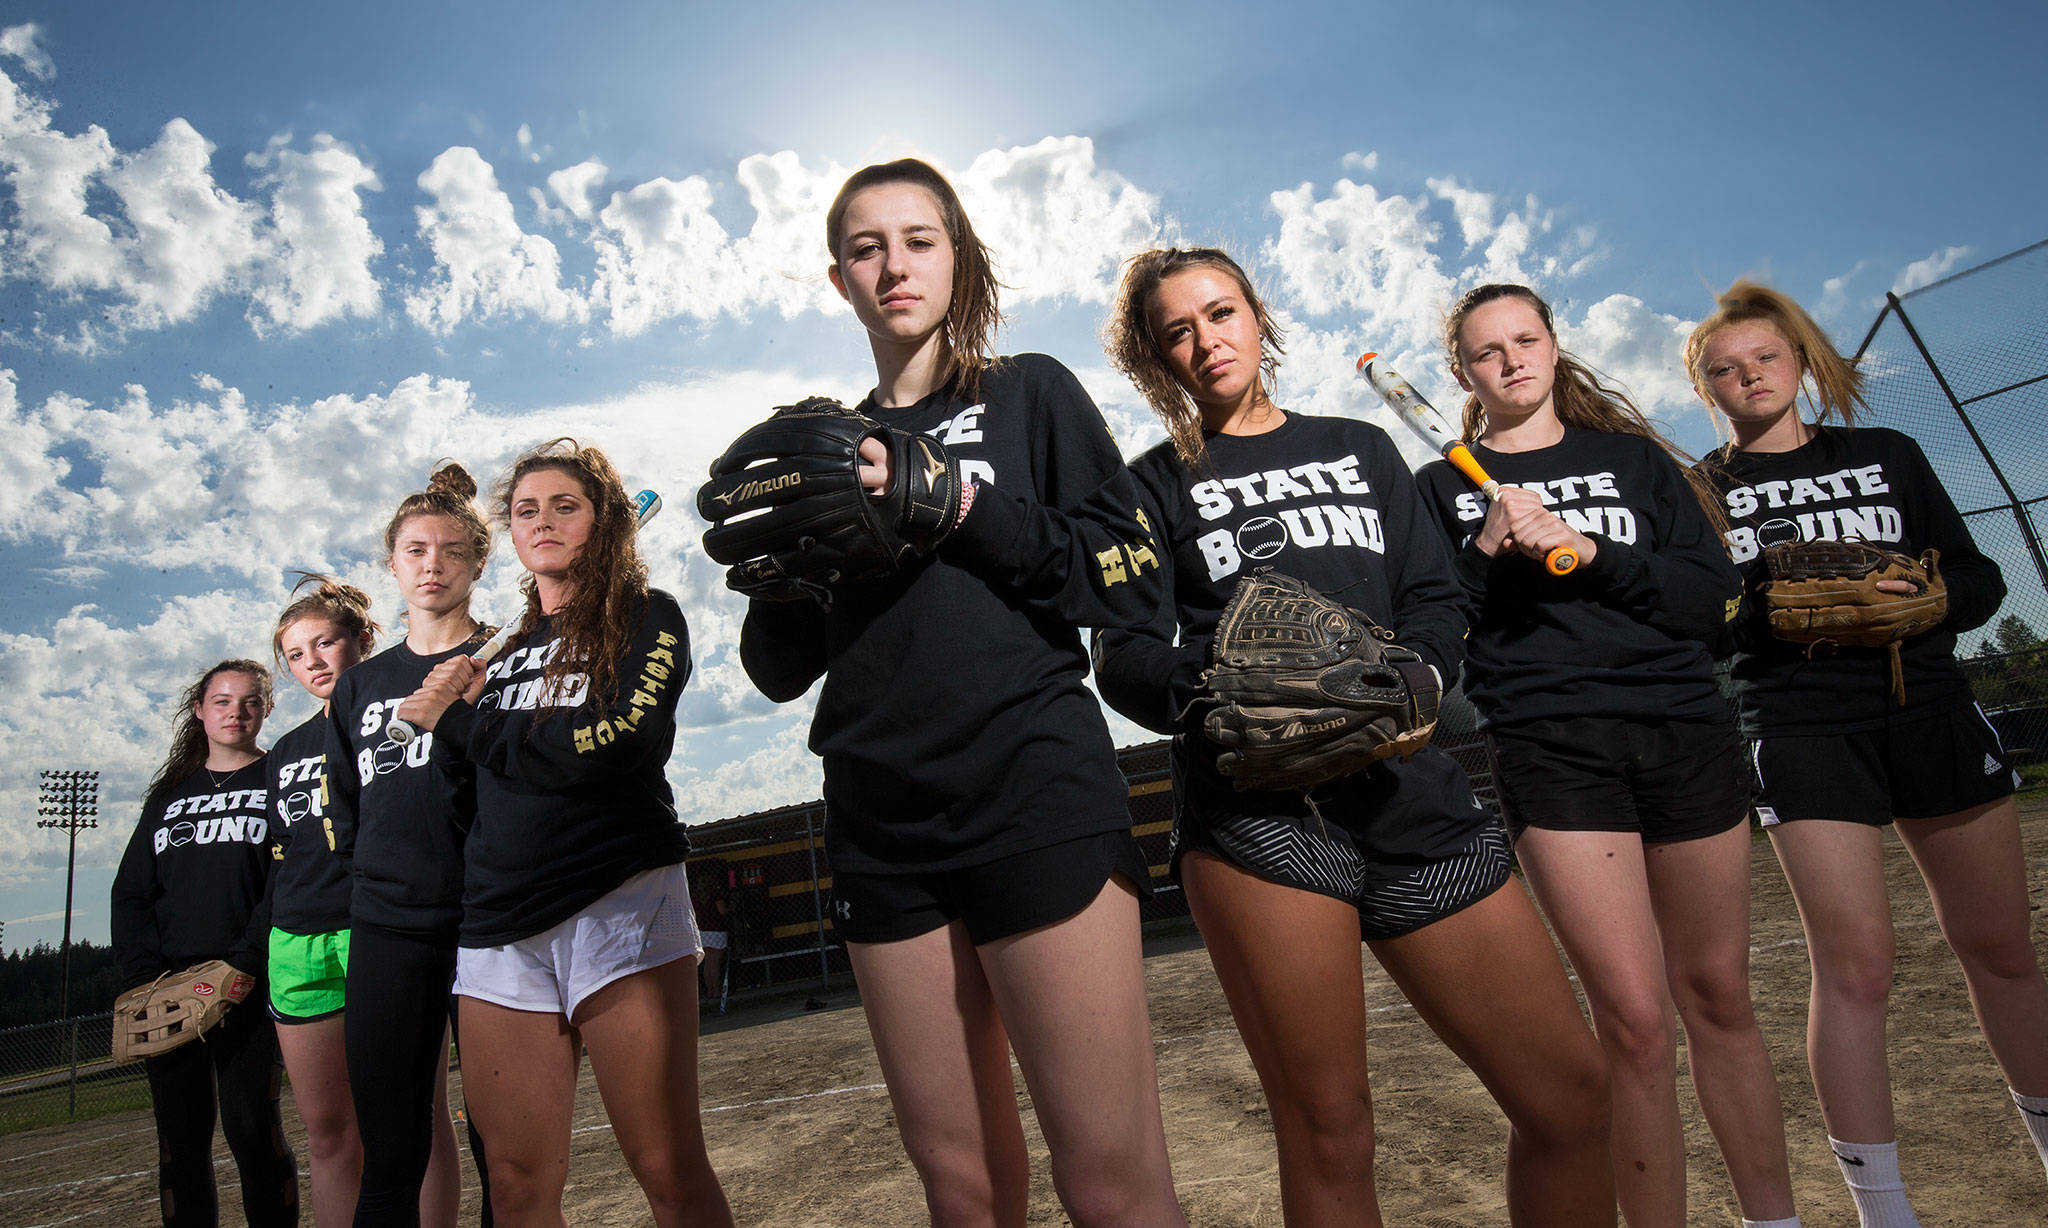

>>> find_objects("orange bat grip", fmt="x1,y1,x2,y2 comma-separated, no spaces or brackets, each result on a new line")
1444,444,1578,576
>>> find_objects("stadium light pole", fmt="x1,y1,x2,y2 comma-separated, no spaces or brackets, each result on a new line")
36,770,99,1021
38,769,99,1115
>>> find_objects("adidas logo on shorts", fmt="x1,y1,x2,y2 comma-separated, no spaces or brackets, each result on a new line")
1984,752,2002,776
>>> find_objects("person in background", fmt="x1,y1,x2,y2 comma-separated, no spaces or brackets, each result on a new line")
1689,280,2048,1227
693,865,732,1006
326,462,493,1227
113,658,299,1228
269,577,378,1226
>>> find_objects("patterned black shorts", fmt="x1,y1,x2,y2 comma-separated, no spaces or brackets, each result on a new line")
1176,809,1513,941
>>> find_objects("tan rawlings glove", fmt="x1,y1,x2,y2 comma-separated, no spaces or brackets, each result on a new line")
111,959,256,1062
1762,540,1946,704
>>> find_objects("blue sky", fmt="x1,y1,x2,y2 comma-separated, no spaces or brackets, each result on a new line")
3,0,2044,954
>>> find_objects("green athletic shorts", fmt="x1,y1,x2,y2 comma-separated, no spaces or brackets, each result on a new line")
268,927,350,1022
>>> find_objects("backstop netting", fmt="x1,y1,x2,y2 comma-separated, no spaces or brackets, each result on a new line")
1852,239,2048,771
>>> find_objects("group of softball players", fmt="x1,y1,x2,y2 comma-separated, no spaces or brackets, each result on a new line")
109,157,2047,1228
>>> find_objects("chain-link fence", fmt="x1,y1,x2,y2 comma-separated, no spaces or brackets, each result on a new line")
0,1012,148,1134
1852,239,2048,776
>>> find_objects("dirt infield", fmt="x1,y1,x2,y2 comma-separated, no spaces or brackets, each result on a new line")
5,804,2045,1227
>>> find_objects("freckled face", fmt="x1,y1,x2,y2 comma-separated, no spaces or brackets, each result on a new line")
1454,297,1560,420
1700,318,1804,428
279,616,366,702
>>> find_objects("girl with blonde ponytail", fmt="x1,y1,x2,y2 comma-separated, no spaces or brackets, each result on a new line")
1416,282,1799,1228
1690,281,2048,1225
268,575,378,1226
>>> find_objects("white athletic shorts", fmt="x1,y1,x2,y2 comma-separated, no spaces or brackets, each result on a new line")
454,862,702,1020
701,930,729,951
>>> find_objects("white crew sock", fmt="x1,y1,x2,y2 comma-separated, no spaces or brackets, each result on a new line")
1829,1136,1920,1228
1743,1217,1801,1228
2014,1088,2048,1180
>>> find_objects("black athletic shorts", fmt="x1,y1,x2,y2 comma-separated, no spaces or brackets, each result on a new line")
1749,702,2019,827
1486,713,1751,845
830,828,1154,945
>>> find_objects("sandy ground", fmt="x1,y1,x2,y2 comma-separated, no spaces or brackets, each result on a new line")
5,803,2046,1227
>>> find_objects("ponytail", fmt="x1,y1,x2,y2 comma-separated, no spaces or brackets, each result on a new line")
1684,279,1866,426
272,572,379,662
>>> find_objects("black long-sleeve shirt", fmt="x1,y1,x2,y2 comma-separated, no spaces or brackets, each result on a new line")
433,589,692,947
1094,413,1492,878
110,761,276,990
1415,427,1741,727
267,715,351,935
738,353,1165,874
1697,426,2004,735
325,637,484,938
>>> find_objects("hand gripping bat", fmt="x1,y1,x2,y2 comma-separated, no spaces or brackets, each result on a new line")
1355,353,1577,576
385,488,664,745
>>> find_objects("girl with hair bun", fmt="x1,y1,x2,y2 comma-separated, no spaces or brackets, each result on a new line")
269,575,378,1226
113,658,300,1227
1096,247,1613,1227
1689,281,2048,1225
398,439,730,1225
736,158,1184,1226
1415,283,1798,1227
326,461,493,1226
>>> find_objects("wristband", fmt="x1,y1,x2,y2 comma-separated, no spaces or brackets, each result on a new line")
954,478,977,528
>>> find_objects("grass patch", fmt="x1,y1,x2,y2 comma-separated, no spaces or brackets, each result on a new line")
0,1072,151,1136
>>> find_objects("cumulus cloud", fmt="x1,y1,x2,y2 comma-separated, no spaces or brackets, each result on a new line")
407,145,589,332
547,157,607,222
100,118,268,329
575,138,1162,337
0,368,88,538
587,149,842,334
0,61,383,342
668,722,822,826
0,22,53,80
0,66,124,296
246,133,384,333
1256,167,1710,442
1425,177,1598,287
1557,294,1703,426
1264,174,1457,358
1892,245,1971,296
956,135,1163,305
588,170,751,334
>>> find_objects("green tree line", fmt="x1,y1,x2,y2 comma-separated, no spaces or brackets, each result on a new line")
0,942,125,1030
